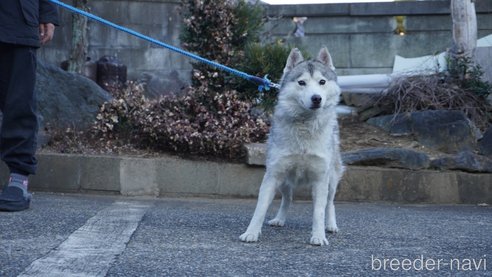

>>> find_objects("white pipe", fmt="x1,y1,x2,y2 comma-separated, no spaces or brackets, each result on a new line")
339,88,385,94
337,74,392,90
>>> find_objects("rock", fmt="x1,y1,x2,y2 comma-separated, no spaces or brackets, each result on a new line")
478,125,492,157
430,151,492,173
60,58,98,82
367,110,480,153
358,106,384,122
247,144,432,170
342,147,430,170
36,61,112,130
411,110,479,153
138,71,188,99
341,90,379,108
366,113,412,136
96,56,127,91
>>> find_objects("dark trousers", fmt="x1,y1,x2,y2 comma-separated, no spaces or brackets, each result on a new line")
0,42,38,176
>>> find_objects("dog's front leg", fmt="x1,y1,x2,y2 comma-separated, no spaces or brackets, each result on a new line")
326,177,339,233
310,181,329,246
326,161,343,233
240,173,279,243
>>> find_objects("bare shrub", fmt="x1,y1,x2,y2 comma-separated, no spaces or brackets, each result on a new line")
377,74,491,130
91,82,269,161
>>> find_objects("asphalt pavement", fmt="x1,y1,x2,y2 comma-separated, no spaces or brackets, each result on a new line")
0,193,490,276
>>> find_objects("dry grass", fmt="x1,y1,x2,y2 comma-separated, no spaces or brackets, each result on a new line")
376,74,491,130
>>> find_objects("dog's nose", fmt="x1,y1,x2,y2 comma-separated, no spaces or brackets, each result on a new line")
311,94,322,105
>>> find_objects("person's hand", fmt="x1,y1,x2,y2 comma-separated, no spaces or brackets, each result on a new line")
39,23,55,45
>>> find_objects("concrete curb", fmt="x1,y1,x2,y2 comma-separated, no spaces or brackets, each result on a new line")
1,152,490,204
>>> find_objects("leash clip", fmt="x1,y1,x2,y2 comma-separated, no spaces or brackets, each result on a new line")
258,75,280,92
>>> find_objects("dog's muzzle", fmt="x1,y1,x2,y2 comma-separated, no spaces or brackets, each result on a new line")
310,94,322,109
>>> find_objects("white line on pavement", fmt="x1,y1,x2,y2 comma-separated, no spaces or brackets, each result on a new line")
18,201,150,277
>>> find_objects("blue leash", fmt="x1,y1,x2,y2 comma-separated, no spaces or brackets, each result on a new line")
48,0,280,92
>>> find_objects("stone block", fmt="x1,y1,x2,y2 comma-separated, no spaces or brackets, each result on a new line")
380,169,424,202
406,15,451,31
338,166,468,204
79,155,121,192
457,172,492,204
477,14,492,29
337,166,384,202
91,1,130,24
394,32,452,58
0,153,490,204
421,171,460,204
304,17,392,34
342,147,430,170
127,2,177,25
474,47,492,83
32,154,82,192
350,1,449,16
217,163,264,197
266,4,349,17
287,34,349,69
120,158,159,196
89,23,150,48
430,151,492,173
349,34,398,68
156,156,218,195
336,68,392,76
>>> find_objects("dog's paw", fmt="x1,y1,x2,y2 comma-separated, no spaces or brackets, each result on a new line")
310,235,329,246
268,218,285,227
326,225,339,234
239,232,260,243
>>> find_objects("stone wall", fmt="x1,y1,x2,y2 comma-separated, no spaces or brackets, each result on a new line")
264,0,492,75
39,0,187,83
38,0,492,84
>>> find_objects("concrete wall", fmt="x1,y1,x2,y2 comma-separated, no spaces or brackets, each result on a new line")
264,0,492,75
38,0,492,83
1,152,490,203
39,0,188,82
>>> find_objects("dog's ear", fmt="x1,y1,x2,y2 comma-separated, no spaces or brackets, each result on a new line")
317,47,335,71
284,48,304,74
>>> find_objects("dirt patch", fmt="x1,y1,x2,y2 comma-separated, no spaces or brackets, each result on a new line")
339,116,444,159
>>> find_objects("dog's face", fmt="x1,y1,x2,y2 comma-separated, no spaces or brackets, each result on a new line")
279,47,340,113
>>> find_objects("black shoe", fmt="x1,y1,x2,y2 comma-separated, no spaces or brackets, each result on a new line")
0,185,32,212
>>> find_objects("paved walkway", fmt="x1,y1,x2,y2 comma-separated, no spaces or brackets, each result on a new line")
1,193,490,276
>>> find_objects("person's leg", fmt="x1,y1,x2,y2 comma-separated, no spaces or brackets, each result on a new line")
0,43,38,211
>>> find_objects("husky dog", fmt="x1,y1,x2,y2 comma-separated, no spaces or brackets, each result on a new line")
239,47,344,246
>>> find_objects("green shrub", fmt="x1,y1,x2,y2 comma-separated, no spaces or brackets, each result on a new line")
231,1,264,47
447,55,491,97
180,0,265,92
234,42,307,112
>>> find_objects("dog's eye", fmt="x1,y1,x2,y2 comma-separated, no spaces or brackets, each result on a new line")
319,79,326,85
298,80,306,86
